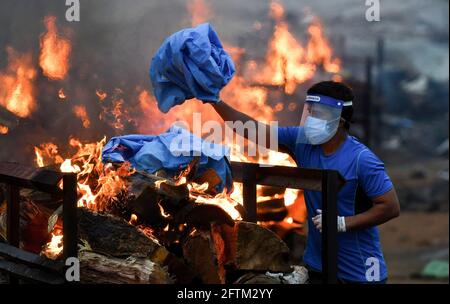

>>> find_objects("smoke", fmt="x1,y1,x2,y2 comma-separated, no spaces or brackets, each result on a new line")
0,0,191,163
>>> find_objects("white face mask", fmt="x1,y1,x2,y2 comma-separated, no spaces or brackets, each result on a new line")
304,116,340,145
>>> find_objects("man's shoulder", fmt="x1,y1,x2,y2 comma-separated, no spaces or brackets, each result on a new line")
345,136,374,156
346,137,387,172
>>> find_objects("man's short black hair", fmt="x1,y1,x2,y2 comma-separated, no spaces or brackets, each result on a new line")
307,81,354,129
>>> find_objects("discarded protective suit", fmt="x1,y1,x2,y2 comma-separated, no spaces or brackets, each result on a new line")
101,125,232,193
149,23,235,113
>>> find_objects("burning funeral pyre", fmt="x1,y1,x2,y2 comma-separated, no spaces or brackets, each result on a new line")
0,0,342,284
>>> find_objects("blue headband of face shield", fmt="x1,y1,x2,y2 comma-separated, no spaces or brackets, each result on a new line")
305,94,353,109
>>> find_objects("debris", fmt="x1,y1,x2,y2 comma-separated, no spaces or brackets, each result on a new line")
265,265,309,284
418,260,449,280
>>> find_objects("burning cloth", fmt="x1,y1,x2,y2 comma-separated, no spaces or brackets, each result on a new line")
149,23,235,113
101,125,233,193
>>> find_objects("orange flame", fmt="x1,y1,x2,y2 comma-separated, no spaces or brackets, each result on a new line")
0,47,37,118
42,232,63,260
34,143,63,168
129,214,138,225
96,89,107,101
73,105,91,128
0,124,8,135
35,137,134,210
39,16,71,80
306,19,341,74
58,88,66,100
247,1,340,94
99,89,135,131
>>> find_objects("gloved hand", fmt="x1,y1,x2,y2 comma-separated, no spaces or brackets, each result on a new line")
312,209,346,233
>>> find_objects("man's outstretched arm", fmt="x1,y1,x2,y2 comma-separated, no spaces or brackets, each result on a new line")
211,100,276,149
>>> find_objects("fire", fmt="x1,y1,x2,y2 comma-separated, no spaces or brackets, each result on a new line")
247,1,340,94
42,232,63,260
58,88,66,100
192,188,242,220
129,214,138,225
99,89,136,131
96,89,107,101
0,47,37,118
158,203,171,218
0,124,8,135
39,16,71,80
35,137,134,210
306,19,341,74
60,159,81,173
188,182,210,193
284,188,299,206
110,99,125,130
187,0,213,26
34,143,64,168
73,105,91,128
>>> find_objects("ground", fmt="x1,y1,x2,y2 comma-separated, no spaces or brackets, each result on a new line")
380,211,449,283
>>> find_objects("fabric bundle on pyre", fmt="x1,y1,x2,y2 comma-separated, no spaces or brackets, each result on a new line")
149,23,235,113
102,125,232,193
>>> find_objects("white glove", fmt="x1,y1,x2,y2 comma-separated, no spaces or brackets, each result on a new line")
312,209,346,233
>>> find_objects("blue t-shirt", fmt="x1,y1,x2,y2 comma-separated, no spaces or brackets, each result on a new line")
278,126,393,282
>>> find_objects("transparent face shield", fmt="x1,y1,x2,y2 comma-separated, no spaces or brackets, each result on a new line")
296,96,343,145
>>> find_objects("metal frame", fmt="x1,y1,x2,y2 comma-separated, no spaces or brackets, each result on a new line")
0,162,78,284
231,161,345,284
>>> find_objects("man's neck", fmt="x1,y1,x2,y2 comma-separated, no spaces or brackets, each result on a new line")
320,129,348,156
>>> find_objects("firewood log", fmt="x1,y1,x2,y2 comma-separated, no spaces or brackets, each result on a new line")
77,207,166,259
78,251,173,284
212,221,292,273
233,273,282,284
182,229,225,284
77,208,195,283
183,221,292,283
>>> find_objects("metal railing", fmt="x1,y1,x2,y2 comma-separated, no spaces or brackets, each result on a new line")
0,162,77,283
231,161,345,284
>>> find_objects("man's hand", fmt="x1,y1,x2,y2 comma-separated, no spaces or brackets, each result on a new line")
312,209,346,233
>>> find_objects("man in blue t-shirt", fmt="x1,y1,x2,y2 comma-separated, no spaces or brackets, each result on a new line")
207,81,400,283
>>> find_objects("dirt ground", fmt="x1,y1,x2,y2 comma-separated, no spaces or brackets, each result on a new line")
379,211,449,283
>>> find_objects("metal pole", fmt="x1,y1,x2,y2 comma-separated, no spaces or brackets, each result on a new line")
6,184,20,247
6,184,20,284
374,38,385,149
63,174,78,260
321,170,339,284
364,57,373,147
242,165,257,222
